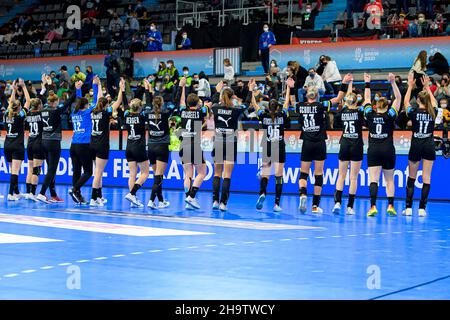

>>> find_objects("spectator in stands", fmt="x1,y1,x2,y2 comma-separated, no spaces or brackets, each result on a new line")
429,14,445,36
77,18,95,43
267,60,281,88
71,66,87,84
434,74,450,101
157,61,167,80
129,34,145,52
364,0,383,31
83,66,95,94
104,51,121,99
121,24,135,48
299,0,322,30
59,65,70,89
134,0,147,18
49,71,59,88
285,66,297,106
43,20,64,43
321,56,342,94
128,12,140,34
146,23,162,52
427,53,449,76
298,67,325,102
346,0,365,29
109,13,124,33
235,80,249,101
410,50,427,96
177,31,192,50
417,13,430,37
392,13,409,38
289,61,307,98
223,58,235,84
196,71,211,100
166,60,179,86
258,24,276,74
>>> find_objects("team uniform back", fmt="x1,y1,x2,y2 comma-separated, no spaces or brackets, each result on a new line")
4,110,26,163
90,107,113,160
124,111,147,163
406,106,437,162
335,106,365,162
146,106,174,164
25,110,44,161
258,108,290,164
364,104,397,169
179,105,208,165
296,101,330,162
211,104,245,163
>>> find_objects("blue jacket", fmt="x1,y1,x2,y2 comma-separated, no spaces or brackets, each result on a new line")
72,84,98,144
259,31,276,50
146,29,163,51
180,37,191,50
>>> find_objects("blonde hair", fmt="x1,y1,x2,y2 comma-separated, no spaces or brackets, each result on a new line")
129,98,143,112
417,90,436,119
8,99,21,119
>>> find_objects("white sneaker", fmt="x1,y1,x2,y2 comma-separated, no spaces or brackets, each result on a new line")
15,193,26,199
100,197,108,204
158,200,170,209
130,199,144,208
346,207,356,215
7,194,19,201
273,204,282,212
185,203,194,210
312,206,323,214
125,193,141,207
185,196,200,209
299,195,307,213
212,201,220,210
147,200,158,210
256,194,266,210
332,202,341,214
90,199,104,207
402,208,413,216
418,208,427,217
219,203,227,212
36,194,50,204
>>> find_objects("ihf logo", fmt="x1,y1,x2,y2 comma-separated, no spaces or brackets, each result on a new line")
354,48,363,64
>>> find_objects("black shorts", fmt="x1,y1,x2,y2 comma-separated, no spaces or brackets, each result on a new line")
261,140,286,164
301,139,327,162
179,141,204,165
27,139,44,161
338,140,364,162
4,142,25,163
212,139,238,163
148,143,169,164
90,143,110,160
367,143,396,170
125,142,147,163
408,139,436,162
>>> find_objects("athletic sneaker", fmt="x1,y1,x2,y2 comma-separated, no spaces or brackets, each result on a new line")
185,203,194,210
387,204,397,216
367,206,378,217
15,193,27,199
418,208,427,217
100,197,108,204
273,204,282,212
298,195,307,213
69,189,80,204
212,201,220,210
346,207,356,215
50,196,64,203
77,194,88,205
312,206,323,214
29,194,39,202
147,200,158,210
219,202,227,212
7,194,19,201
402,208,413,216
36,194,50,204
125,193,142,207
158,201,170,209
332,202,341,214
185,196,200,209
130,198,144,208
89,199,103,207
256,194,266,210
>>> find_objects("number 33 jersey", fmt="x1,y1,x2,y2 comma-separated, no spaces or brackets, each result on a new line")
296,101,330,142
364,104,397,145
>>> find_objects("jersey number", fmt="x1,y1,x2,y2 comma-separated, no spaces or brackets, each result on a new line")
129,124,136,137
185,119,192,132
303,114,315,129
92,119,100,132
375,123,383,135
419,121,429,134
7,123,12,136
29,122,39,135
268,125,280,140
344,121,355,134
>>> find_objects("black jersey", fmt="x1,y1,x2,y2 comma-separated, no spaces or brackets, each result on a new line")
4,109,26,146
257,109,290,142
91,106,113,146
25,110,43,142
179,105,208,140
336,106,365,144
211,104,245,141
406,106,436,141
145,106,173,145
296,101,331,142
124,110,146,144
364,104,397,145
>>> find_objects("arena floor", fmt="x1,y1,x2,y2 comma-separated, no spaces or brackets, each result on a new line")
0,183,449,300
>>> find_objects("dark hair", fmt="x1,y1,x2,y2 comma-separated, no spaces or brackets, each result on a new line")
93,97,109,113
159,61,166,70
268,99,279,122
152,96,164,118
222,88,234,108
75,97,89,113
60,65,67,71
187,93,199,108
198,71,206,80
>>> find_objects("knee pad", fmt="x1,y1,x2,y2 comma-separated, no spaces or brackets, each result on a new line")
275,176,283,184
32,166,42,176
314,175,323,187
299,172,308,182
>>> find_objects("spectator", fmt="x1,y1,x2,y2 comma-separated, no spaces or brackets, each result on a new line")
417,13,429,37
434,74,450,101
346,0,366,29
129,34,145,52
77,18,95,43
234,80,249,101
427,52,449,76
410,50,427,95
258,24,276,74
134,0,147,18
364,0,384,31
392,13,409,38
83,66,95,94
71,66,87,83
316,55,327,76
299,0,322,30
291,61,308,93
299,68,325,102
59,65,70,89
104,51,121,98
285,66,297,106
196,71,211,100
420,0,433,18
128,12,140,33
166,60,179,86
177,31,192,50
146,23,162,52
430,14,445,36
44,20,64,43
157,61,167,80
321,56,342,94
268,60,281,87
223,58,235,84
180,66,193,91
109,13,123,33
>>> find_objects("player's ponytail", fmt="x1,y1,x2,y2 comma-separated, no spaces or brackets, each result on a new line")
152,96,164,118
74,97,89,113
130,98,143,113
222,88,234,108
93,97,108,114
7,99,21,119
417,90,435,120
30,98,42,111
268,99,279,122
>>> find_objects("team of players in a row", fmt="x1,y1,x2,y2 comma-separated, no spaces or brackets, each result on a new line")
2,72,438,216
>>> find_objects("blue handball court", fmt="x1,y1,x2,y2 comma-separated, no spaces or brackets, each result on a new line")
0,183,449,300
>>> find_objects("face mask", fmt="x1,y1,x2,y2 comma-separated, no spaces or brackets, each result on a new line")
357,96,363,102
286,71,290,75
167,63,172,68
266,86,271,91
271,63,276,67
429,82,433,86
182,34,187,39
183,71,189,75
346,97,356,105
309,73,315,78
89,91,93,96
306,9,311,13
374,96,380,102
150,26,155,31
75,70,79,74
263,27,269,32
441,104,447,108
